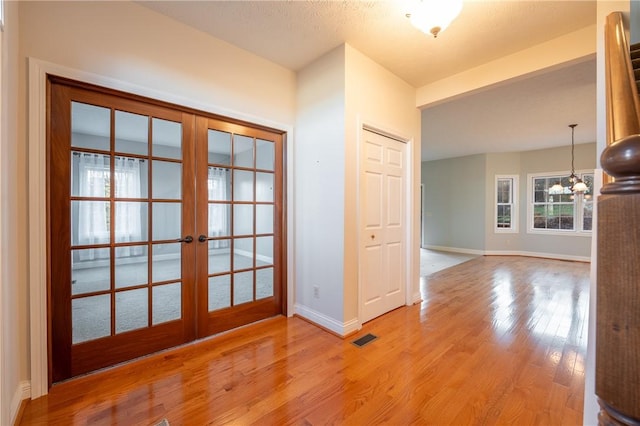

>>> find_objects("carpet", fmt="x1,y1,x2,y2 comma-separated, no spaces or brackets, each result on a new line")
71,253,273,344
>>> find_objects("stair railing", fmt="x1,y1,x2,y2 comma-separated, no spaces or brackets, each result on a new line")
596,11,640,426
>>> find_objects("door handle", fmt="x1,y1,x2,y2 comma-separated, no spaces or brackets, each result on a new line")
177,235,193,243
198,235,207,243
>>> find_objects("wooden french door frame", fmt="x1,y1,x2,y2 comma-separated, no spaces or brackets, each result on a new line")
49,81,198,380
194,116,284,337
47,75,287,384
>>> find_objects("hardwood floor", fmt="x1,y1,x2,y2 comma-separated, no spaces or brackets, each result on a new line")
21,256,589,425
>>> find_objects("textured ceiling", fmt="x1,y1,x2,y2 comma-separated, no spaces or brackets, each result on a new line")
138,0,598,161
422,58,597,160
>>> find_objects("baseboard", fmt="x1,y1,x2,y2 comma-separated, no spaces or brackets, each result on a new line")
11,381,30,426
233,248,273,264
294,304,360,337
423,245,485,256
424,245,590,263
483,250,590,263
411,291,422,305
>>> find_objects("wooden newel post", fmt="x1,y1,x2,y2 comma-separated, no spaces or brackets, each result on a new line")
596,134,640,426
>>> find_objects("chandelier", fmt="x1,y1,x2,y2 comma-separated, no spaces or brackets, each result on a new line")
549,124,588,195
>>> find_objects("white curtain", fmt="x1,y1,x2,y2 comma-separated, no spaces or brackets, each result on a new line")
208,167,229,249
77,154,143,260
114,157,143,257
77,154,110,261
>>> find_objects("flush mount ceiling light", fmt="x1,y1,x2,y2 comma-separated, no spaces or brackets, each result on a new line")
549,124,588,195
406,0,463,38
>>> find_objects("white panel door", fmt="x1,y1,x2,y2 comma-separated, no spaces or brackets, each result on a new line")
360,129,407,323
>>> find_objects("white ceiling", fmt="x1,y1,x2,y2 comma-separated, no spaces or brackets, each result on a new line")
139,0,598,161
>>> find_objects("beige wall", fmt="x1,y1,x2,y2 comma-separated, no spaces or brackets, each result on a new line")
19,1,296,124
416,25,596,108
2,1,22,423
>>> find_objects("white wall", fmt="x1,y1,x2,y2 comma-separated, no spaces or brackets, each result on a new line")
2,1,24,424
18,0,297,400
294,43,420,333
295,45,347,326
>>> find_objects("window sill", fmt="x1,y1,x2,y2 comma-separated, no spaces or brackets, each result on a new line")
527,229,592,237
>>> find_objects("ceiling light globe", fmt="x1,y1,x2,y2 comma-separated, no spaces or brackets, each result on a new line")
549,183,565,195
572,181,588,193
408,0,463,37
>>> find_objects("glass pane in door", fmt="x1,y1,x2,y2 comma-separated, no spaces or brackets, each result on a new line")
234,271,254,305
71,201,110,246
152,243,181,283
153,283,182,324
116,288,148,333
71,102,110,151
256,139,274,171
114,157,148,198
72,294,111,344
114,245,148,289
256,267,274,300
71,248,110,295
114,202,148,243
152,118,182,160
255,205,273,235
208,130,231,165
152,160,181,199
153,202,181,240
233,135,254,168
115,110,148,155
233,205,253,236
208,275,231,311
71,153,110,197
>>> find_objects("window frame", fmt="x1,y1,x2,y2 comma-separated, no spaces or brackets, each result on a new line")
494,174,519,233
526,170,594,236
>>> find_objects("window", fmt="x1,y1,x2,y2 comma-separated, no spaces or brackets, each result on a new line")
528,171,594,234
495,175,518,232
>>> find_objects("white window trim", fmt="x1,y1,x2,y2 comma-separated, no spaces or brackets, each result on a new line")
526,169,593,237
494,174,518,233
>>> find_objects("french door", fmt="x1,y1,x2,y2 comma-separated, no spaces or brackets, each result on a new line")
48,77,284,383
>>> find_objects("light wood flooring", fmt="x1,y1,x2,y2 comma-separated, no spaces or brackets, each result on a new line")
21,256,589,425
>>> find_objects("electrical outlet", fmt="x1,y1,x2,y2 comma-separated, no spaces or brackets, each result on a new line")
313,286,320,298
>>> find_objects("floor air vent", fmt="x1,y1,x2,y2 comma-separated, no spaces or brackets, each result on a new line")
352,333,378,347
